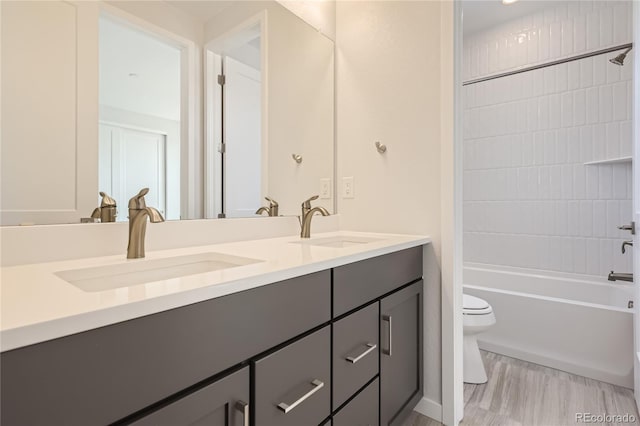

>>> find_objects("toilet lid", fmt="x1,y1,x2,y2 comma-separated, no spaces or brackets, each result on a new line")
463,294,492,314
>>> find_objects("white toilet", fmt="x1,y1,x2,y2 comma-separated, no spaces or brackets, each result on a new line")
463,294,496,384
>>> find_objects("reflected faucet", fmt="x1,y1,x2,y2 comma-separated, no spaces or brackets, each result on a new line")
127,188,164,259
91,191,117,223
299,195,330,238
256,197,279,217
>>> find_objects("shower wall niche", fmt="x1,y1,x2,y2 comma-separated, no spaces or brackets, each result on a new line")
463,1,633,278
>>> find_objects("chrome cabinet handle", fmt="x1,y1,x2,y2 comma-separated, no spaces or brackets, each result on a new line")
235,400,249,426
346,343,377,364
277,379,324,414
382,315,392,356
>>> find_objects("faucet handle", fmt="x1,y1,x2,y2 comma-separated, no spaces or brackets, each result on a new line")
302,195,319,209
99,191,117,207
265,197,279,208
128,188,149,209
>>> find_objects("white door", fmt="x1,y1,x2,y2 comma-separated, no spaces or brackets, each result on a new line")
634,0,640,407
99,124,167,221
223,56,262,218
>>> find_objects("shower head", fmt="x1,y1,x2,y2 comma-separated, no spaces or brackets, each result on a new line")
610,46,633,66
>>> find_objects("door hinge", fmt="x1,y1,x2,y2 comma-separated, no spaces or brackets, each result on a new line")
218,143,226,153
217,74,226,85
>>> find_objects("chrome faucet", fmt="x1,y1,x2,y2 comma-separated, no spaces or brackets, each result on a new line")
256,197,279,217
127,188,165,259
608,271,633,283
299,195,330,238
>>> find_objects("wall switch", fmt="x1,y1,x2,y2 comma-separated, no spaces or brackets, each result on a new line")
320,178,331,199
342,176,354,198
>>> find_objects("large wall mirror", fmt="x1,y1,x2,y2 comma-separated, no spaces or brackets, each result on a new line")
0,0,334,225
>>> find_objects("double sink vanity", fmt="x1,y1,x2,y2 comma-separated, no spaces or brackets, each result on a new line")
1,231,429,426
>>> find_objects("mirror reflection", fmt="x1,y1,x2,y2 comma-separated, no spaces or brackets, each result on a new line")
99,16,182,221
0,0,334,225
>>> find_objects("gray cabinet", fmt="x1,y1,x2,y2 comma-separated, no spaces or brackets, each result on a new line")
333,303,378,408
333,378,379,426
132,366,249,426
254,326,331,426
380,281,423,426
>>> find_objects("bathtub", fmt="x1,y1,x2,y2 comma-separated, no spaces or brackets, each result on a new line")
464,264,634,388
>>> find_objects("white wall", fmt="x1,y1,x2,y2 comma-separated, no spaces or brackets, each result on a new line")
277,0,336,41
104,0,203,44
336,0,445,416
463,1,633,279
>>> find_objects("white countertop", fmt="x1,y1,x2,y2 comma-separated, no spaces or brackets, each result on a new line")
1,231,430,352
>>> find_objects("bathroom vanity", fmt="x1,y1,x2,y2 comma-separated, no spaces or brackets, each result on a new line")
0,232,428,426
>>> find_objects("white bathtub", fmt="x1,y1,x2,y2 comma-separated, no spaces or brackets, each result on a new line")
464,264,634,388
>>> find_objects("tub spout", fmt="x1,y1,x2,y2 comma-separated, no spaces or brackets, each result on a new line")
608,271,633,282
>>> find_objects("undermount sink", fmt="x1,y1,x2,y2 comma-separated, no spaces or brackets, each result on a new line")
291,235,382,248
56,252,262,293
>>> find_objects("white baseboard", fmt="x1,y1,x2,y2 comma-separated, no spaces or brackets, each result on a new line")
414,397,443,423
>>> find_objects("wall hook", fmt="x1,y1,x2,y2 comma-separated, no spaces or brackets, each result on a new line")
292,154,303,164
375,141,387,154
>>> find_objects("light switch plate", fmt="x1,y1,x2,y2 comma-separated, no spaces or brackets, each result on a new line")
342,177,354,198
320,178,331,199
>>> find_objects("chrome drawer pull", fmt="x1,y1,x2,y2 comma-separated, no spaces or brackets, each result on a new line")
346,343,377,364
382,315,392,356
277,379,324,414
235,400,249,426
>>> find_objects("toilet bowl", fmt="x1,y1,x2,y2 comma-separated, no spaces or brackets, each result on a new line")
463,294,496,384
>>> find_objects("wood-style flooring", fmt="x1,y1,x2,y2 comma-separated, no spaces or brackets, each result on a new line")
402,350,640,426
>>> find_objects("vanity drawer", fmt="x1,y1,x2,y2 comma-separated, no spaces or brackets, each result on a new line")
0,271,330,426
333,303,379,408
254,326,331,426
333,377,379,426
131,366,249,426
333,246,422,316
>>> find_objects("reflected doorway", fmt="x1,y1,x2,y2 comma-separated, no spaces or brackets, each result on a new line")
98,14,182,220
205,17,265,219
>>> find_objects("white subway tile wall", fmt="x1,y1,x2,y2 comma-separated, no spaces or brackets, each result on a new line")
463,1,632,82
463,1,633,278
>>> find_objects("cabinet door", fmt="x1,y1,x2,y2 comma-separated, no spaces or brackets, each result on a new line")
131,366,249,426
333,377,379,426
380,281,423,426
254,326,331,426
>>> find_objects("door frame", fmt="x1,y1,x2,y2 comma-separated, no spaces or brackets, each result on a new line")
632,0,640,407
99,4,199,220
442,0,465,425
